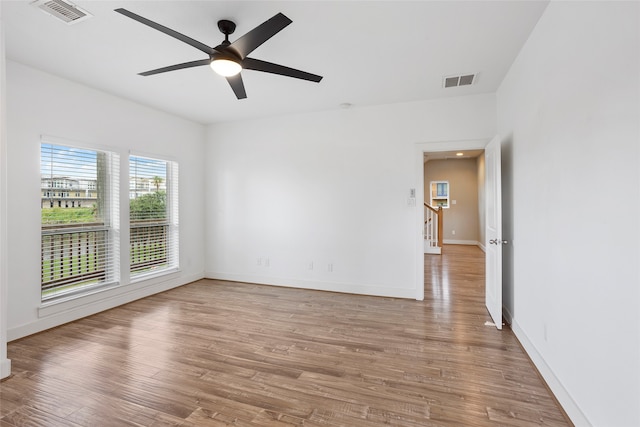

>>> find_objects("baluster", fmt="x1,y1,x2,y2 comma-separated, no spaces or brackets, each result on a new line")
49,235,54,283
41,235,45,287
93,231,98,273
434,210,438,247
85,232,89,275
69,232,74,279
58,234,64,282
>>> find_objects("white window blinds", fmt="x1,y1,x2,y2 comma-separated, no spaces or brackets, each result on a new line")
40,142,119,300
129,155,179,277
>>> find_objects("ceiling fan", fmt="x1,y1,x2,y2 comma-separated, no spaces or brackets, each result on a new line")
114,9,323,100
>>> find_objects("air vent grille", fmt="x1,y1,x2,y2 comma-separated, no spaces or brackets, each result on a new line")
32,0,92,25
443,73,477,88
444,76,459,88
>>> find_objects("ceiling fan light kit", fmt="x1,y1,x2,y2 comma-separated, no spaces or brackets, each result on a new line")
210,57,242,77
114,8,323,100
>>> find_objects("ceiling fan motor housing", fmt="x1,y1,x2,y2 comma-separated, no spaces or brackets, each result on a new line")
217,19,236,36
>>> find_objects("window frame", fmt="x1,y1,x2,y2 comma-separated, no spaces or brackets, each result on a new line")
128,153,179,282
429,180,450,209
40,138,120,302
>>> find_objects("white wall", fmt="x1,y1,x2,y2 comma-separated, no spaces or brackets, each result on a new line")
5,61,206,340
497,2,640,426
205,94,495,299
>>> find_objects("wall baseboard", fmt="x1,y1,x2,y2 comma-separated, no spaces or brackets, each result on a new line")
511,319,591,427
8,272,205,341
443,239,480,246
205,272,417,300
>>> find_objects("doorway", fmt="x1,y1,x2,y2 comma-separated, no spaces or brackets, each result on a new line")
414,139,489,302
423,149,485,249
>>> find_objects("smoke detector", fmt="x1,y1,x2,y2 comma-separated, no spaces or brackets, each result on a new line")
31,0,93,25
443,73,477,88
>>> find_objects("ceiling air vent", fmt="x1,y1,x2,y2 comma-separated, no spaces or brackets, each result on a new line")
32,0,93,25
443,73,477,88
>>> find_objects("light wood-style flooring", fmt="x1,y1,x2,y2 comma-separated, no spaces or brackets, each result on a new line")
1,245,571,426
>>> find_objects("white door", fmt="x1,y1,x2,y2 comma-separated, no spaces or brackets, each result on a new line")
485,135,503,330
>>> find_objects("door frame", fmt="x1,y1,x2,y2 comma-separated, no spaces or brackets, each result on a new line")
414,138,491,301
0,13,10,379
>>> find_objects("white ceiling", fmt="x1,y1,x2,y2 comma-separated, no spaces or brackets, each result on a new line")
3,1,549,125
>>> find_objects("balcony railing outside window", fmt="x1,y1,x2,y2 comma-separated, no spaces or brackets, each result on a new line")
130,220,169,275
41,222,171,296
41,224,108,297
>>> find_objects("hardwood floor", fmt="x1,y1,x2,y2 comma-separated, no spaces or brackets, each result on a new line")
1,245,571,426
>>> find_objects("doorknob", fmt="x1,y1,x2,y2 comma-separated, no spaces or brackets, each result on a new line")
489,239,508,245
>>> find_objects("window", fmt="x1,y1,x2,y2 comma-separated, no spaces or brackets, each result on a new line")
40,142,119,301
129,155,179,278
430,180,450,208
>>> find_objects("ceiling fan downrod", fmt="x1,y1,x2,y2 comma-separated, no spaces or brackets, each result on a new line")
217,19,236,45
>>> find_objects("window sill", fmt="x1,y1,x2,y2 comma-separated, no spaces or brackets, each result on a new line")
129,267,180,285
38,269,181,319
39,281,121,318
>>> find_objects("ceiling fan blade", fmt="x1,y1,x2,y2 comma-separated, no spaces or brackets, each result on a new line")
228,13,292,59
139,59,211,76
115,8,217,56
242,58,323,83
226,74,247,99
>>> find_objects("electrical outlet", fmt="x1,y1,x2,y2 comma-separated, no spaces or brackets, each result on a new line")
452,230,456,235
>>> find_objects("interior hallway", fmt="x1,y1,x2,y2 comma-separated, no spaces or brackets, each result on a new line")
0,245,570,426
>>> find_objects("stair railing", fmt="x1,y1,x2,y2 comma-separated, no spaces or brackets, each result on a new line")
424,203,443,252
